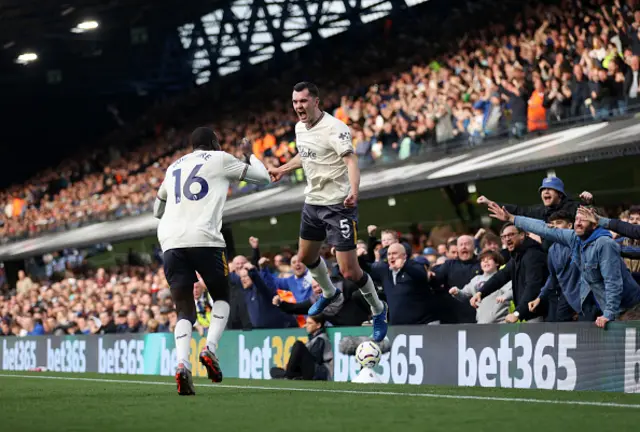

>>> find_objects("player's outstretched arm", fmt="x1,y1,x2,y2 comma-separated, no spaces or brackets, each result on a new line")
223,152,270,185
269,154,302,182
153,182,167,219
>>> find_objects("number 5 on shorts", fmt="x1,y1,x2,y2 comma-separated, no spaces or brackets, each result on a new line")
340,218,356,243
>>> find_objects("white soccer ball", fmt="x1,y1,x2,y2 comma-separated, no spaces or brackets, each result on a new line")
355,340,381,369
352,367,382,384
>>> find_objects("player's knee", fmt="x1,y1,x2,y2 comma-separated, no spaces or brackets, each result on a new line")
340,265,362,281
297,250,316,266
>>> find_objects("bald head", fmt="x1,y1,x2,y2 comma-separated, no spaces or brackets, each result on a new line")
388,243,406,257
457,235,475,261
232,255,248,273
387,243,407,270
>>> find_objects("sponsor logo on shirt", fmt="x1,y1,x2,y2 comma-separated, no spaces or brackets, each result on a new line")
338,132,351,141
299,147,317,160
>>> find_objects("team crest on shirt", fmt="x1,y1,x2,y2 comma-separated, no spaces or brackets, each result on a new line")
338,132,351,141
298,147,317,160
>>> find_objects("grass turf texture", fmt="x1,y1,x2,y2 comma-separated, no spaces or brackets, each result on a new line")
1,372,639,432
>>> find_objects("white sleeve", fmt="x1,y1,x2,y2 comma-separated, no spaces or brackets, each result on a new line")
154,181,168,219
222,152,270,185
329,120,354,157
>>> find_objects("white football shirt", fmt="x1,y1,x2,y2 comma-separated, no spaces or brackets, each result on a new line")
295,112,354,205
156,150,270,252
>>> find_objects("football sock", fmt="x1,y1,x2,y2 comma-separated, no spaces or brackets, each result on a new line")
206,301,230,354
356,272,384,316
175,319,193,371
308,258,337,298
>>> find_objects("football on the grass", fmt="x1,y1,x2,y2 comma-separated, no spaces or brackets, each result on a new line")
355,341,381,369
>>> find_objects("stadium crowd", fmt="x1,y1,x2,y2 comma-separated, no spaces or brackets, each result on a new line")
3,174,640,337
3,0,640,243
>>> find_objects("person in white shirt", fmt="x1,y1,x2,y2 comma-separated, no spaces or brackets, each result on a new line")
154,127,270,395
268,82,388,342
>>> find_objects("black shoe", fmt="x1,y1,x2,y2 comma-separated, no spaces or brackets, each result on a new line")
175,364,196,396
199,348,223,383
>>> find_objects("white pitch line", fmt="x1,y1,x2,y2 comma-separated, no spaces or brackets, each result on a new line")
0,374,639,409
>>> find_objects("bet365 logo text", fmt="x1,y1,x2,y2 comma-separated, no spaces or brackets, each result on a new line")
238,334,308,379
1,339,37,371
625,328,640,393
333,332,425,384
98,338,144,375
47,339,86,373
457,330,577,390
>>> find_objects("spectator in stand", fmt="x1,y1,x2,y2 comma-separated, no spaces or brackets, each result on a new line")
99,311,117,334
570,64,590,118
478,176,593,251
624,55,640,107
491,204,640,327
444,239,458,261
1,318,14,336
233,262,297,329
368,243,439,325
616,206,640,273
366,225,412,264
471,222,548,323
528,77,548,133
449,250,512,324
227,255,253,330
430,235,480,323
250,237,315,303
527,210,584,322
16,270,33,295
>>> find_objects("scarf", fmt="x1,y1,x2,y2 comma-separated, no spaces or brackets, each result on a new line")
572,227,612,267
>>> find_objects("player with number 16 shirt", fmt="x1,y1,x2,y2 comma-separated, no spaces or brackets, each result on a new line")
154,127,270,395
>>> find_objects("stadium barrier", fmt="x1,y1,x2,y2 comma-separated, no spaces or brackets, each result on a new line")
1,322,639,393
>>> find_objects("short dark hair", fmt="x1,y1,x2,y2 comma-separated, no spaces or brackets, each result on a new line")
309,314,326,327
500,222,523,235
629,205,640,217
478,249,504,266
293,81,320,98
190,127,221,151
446,239,457,250
480,232,500,249
548,210,574,223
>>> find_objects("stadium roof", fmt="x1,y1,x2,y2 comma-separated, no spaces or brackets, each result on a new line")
0,0,228,94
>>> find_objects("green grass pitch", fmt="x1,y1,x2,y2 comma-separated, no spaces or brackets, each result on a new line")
0,372,639,432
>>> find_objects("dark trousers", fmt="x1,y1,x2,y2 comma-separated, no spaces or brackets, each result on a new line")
577,293,602,322
546,290,574,322
285,341,317,380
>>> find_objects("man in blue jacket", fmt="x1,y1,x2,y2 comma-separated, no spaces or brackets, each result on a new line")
369,243,439,325
231,263,297,329
527,210,589,322
488,203,640,327
260,254,315,303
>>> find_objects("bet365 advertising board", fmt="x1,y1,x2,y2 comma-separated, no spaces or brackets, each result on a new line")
1,322,639,393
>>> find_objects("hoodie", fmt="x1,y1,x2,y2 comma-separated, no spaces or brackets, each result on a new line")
479,237,548,321
515,216,640,320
